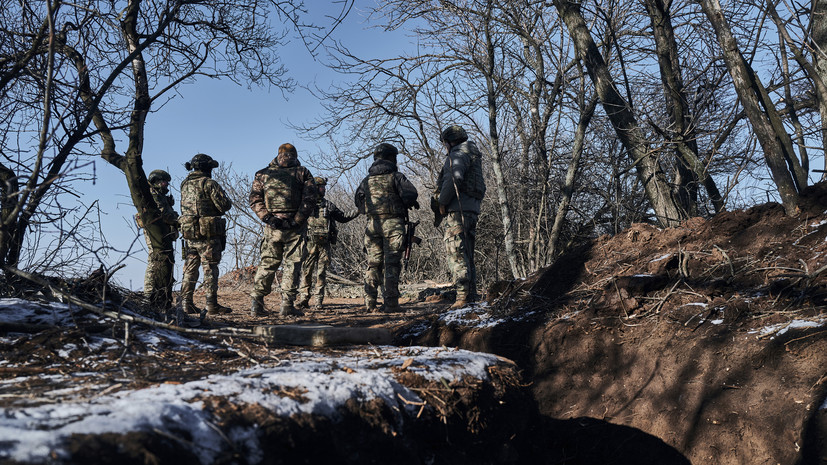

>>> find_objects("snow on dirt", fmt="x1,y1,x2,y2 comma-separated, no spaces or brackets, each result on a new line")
0,299,508,464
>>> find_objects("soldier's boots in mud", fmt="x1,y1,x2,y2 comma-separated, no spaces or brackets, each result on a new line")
250,295,267,317
280,300,303,317
449,297,469,310
182,297,202,315
380,298,400,313
364,297,377,313
312,295,324,312
206,296,232,315
295,296,310,310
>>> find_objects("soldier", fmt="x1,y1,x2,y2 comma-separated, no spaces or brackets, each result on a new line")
434,125,486,309
296,177,359,311
141,169,179,314
354,143,419,313
249,143,317,317
179,153,233,316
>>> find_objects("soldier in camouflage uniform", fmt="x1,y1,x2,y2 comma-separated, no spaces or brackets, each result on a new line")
179,154,233,316
354,143,419,313
296,177,359,311
141,169,179,313
249,143,317,317
434,125,486,309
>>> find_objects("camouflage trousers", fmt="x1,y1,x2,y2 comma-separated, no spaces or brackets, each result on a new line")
298,235,330,303
144,248,175,310
182,237,224,302
443,211,478,300
364,216,405,305
252,225,305,302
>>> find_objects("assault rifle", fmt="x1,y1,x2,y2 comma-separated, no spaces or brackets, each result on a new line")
402,219,422,271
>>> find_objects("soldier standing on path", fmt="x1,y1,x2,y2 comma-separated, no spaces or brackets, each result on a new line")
141,169,179,315
179,154,233,317
354,143,419,313
249,143,317,318
434,125,486,309
296,177,359,311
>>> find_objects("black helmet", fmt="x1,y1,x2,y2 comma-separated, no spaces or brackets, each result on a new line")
185,153,219,171
373,143,398,162
440,125,468,145
147,169,171,184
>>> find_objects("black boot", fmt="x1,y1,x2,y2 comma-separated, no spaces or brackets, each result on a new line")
206,295,232,315
250,295,267,317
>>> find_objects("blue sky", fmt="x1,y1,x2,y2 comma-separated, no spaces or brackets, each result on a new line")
82,3,397,290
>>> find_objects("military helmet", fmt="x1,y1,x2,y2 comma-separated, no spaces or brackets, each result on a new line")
314,176,328,186
148,169,171,184
440,125,468,145
373,143,398,162
185,153,219,171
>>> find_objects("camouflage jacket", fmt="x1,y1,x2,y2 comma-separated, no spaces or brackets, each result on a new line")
249,158,317,223
151,186,179,227
437,140,486,214
306,198,358,239
354,159,418,218
180,171,233,218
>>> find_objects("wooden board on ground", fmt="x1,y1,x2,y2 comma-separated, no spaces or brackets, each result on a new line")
253,324,392,346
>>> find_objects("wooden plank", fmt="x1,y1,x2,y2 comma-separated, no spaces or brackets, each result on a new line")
253,324,392,346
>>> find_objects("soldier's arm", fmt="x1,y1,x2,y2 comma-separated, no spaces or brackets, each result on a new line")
209,181,233,213
249,172,269,220
354,179,366,214
293,169,317,224
329,201,358,223
395,172,419,209
438,152,467,206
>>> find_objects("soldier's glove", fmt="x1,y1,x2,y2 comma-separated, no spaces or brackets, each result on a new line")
411,200,420,210
263,214,288,230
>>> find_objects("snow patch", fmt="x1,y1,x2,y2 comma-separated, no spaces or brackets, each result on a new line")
0,346,503,464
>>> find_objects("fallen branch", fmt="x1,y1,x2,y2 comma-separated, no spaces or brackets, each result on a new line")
5,266,255,339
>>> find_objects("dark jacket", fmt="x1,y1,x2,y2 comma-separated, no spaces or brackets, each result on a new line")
437,140,485,215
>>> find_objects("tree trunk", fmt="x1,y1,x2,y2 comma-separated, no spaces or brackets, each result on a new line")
554,0,687,227
484,3,521,278
644,0,724,214
699,0,800,215
811,0,827,175
548,94,597,261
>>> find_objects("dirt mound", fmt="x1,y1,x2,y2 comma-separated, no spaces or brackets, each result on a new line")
404,184,827,464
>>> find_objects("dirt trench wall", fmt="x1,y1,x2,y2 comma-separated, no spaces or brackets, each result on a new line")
407,314,827,465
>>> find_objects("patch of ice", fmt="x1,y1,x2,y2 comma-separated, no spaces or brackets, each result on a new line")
677,302,708,309
750,317,827,338
649,254,672,263
710,319,725,325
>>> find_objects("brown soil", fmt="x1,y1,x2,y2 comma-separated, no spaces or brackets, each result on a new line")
5,183,827,464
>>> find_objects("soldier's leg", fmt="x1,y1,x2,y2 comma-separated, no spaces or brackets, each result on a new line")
252,228,284,300
203,239,231,315
159,251,175,310
181,247,202,314
296,238,319,308
463,213,479,301
443,213,471,305
314,243,331,308
381,217,406,311
279,228,305,311
363,222,383,311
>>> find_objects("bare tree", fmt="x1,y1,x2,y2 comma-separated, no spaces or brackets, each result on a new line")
0,0,352,286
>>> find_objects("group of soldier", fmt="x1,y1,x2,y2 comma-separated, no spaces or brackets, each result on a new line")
140,125,485,325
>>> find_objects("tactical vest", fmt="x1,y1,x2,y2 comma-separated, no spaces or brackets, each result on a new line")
306,200,329,236
263,167,302,214
181,177,223,217
461,145,486,200
364,173,405,217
